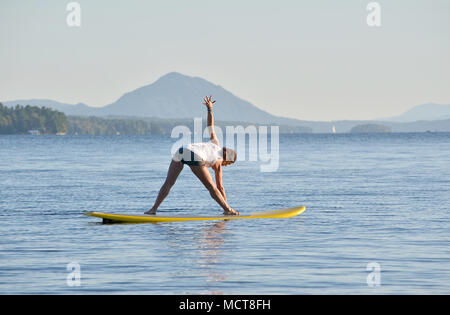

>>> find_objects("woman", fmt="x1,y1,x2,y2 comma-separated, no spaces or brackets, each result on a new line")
145,96,239,215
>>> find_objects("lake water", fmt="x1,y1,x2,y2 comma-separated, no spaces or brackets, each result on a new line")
0,133,449,294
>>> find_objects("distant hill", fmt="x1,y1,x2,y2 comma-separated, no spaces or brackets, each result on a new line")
101,72,281,123
2,99,98,116
3,73,450,133
379,103,450,122
3,72,301,125
288,119,450,133
350,124,392,133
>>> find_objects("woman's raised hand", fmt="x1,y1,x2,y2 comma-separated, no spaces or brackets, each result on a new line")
202,95,216,109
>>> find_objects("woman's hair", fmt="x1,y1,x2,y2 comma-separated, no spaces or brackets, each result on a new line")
223,147,237,165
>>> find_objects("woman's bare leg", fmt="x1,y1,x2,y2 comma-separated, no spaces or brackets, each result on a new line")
145,160,184,214
189,165,239,215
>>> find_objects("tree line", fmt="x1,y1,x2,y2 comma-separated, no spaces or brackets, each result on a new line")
1,103,313,135
68,116,155,135
0,103,173,135
0,103,67,134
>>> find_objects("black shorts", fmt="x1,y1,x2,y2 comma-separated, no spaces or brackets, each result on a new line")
173,147,205,166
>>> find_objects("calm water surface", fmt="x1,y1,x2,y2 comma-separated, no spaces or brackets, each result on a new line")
0,133,449,294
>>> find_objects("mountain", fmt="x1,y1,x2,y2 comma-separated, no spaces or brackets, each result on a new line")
100,72,284,124
3,72,298,125
3,73,450,132
379,103,450,122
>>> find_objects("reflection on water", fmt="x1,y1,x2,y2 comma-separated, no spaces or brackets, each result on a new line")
199,221,227,294
160,220,229,295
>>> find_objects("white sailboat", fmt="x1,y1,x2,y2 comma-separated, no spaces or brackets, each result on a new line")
331,125,336,134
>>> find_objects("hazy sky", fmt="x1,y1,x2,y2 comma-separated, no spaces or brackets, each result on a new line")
1,0,449,120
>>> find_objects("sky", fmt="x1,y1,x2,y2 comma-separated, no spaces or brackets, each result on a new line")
1,0,449,121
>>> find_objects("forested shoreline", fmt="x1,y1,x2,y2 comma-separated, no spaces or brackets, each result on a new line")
0,103,67,134
0,103,312,135
2,102,449,135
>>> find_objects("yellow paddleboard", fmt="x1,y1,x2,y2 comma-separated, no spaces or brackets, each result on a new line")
84,206,306,224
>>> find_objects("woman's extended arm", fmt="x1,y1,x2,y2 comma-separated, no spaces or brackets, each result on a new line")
202,95,220,146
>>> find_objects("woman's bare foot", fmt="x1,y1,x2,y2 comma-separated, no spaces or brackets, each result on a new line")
223,208,240,216
144,208,157,215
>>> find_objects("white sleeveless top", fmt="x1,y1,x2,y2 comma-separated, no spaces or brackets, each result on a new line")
186,142,223,167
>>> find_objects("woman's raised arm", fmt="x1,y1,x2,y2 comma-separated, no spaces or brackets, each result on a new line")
202,95,219,146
